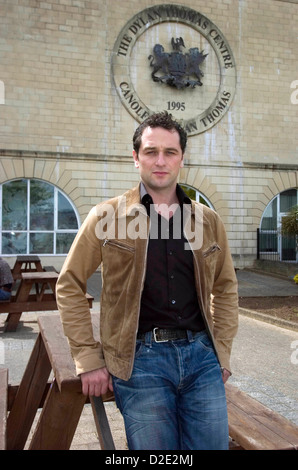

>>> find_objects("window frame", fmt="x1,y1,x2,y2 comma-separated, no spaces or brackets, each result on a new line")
180,184,214,209
0,178,80,256
259,188,298,262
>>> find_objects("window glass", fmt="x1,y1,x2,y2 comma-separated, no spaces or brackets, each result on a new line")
29,233,54,254
58,193,78,230
1,179,79,255
261,197,277,230
280,189,297,213
56,233,76,254
180,184,213,209
30,180,54,230
259,232,278,252
2,179,27,230
2,232,27,254
259,188,297,261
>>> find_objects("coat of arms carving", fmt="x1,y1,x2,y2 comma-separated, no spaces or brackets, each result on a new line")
148,37,208,89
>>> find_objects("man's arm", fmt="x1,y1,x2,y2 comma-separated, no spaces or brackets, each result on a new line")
211,215,239,374
56,206,105,376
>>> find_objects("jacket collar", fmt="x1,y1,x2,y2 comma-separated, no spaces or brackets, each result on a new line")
116,183,196,219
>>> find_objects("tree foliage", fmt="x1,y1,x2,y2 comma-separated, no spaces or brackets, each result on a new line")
281,205,298,237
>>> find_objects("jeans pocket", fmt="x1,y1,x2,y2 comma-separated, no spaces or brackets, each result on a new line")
196,331,214,352
134,341,144,359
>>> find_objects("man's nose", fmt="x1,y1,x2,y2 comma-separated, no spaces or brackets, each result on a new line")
156,152,166,165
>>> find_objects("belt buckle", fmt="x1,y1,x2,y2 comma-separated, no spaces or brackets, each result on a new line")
153,327,168,343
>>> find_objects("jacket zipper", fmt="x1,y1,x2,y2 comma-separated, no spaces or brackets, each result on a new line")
129,222,150,378
183,228,221,366
203,243,221,258
102,239,135,253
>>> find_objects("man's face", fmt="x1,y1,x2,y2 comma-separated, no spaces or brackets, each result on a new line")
133,126,184,195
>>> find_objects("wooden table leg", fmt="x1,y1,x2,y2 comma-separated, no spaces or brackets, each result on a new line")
4,279,32,332
29,379,87,450
7,334,52,450
91,396,115,450
4,312,23,332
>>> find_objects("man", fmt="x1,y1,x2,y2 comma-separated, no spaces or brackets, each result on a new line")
56,112,238,450
0,257,14,300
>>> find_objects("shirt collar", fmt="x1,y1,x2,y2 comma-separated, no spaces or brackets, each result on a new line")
140,182,191,211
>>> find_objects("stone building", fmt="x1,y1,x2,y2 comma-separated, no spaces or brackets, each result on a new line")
0,0,297,270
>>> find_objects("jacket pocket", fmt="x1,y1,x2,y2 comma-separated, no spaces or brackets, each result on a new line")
102,239,135,253
203,243,221,258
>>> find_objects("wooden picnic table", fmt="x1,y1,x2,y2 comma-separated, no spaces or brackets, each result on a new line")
5,314,298,450
11,255,43,280
6,314,114,450
0,272,93,332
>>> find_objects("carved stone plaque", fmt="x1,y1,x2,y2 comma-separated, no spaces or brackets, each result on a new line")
112,4,237,135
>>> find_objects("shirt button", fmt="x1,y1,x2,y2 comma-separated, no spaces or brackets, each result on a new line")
169,250,173,255
171,299,176,304
170,274,174,279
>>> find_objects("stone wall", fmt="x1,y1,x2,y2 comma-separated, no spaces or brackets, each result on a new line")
0,0,297,268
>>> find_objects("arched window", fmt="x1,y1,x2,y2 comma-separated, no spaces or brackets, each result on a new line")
259,188,297,262
180,184,214,209
0,179,79,255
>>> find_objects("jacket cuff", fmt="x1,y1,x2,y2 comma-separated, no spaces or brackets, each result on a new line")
73,348,106,376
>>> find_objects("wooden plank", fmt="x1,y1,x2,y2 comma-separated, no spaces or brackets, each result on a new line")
21,272,59,281
38,314,99,391
43,266,58,273
6,334,52,450
0,300,58,314
226,383,298,450
29,379,87,450
7,383,52,412
0,369,8,450
15,255,41,262
1,295,93,314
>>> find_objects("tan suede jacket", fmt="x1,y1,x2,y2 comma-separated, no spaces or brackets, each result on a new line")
56,184,238,380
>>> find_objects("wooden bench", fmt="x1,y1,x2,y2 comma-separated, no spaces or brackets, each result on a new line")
0,369,8,450
226,383,298,450
43,266,58,273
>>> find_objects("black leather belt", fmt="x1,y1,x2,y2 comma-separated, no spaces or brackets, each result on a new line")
137,327,189,343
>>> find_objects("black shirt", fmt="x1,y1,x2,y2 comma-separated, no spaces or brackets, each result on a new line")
138,184,205,333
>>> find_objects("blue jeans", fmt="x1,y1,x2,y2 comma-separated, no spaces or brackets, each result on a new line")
0,289,11,301
112,330,229,450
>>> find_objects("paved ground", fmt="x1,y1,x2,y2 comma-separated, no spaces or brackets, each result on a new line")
1,269,297,449
236,269,298,297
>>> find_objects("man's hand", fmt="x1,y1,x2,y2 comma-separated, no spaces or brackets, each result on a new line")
80,367,113,397
222,368,231,384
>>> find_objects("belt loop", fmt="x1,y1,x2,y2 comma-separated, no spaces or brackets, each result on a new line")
187,330,195,343
145,331,152,347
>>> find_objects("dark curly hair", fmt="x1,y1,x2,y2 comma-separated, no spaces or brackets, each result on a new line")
133,111,187,155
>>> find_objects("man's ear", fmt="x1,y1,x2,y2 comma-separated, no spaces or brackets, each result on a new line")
133,150,139,168
180,157,184,168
